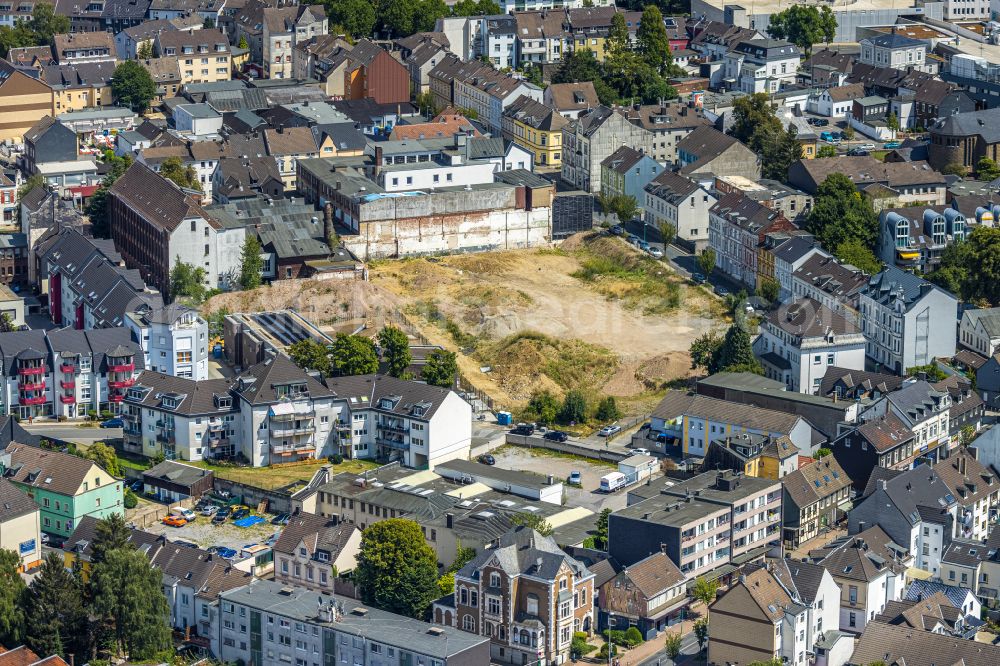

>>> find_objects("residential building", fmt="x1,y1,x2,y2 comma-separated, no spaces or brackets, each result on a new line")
714,175,813,222
107,162,246,295
155,28,231,85
857,379,952,462
708,191,796,289
649,389,819,458
610,469,782,579
442,526,595,665
810,83,867,118
0,442,122,537
781,457,852,548
791,254,869,324
676,126,761,179
0,647,67,666
620,101,713,165
723,39,800,93
53,32,116,65
642,171,715,252
896,582,981,629
829,413,916,493
699,432,800,480
596,552,687,634
219,579,489,666
23,116,77,175
859,33,930,74
141,459,213,502
769,235,823,301
0,60,54,143
852,619,1000,665
543,81,599,120
599,146,660,203
272,513,362,592
974,353,1000,409
479,14,517,68
0,478,41,571
453,65,542,134
934,375,984,440
114,16,202,60
815,526,909,634
877,206,967,274
931,449,999,542
858,266,958,374
561,105,653,193
262,4,327,80
848,463,967,575
755,298,866,394
124,304,209,380
787,156,947,205
501,95,568,168
959,307,1000,358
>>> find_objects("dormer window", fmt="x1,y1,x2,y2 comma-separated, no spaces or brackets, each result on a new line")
214,394,232,409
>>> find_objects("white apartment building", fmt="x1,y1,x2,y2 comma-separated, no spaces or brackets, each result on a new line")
859,33,932,73
858,266,958,374
379,160,498,192
755,298,866,394
723,39,800,94
479,14,517,68
125,304,209,380
263,4,328,80
323,374,472,470
453,68,542,134
643,171,716,252
959,306,1000,358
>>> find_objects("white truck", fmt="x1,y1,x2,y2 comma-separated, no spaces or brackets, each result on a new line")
600,471,627,492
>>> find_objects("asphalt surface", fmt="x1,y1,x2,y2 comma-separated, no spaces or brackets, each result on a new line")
636,631,700,666
22,422,121,445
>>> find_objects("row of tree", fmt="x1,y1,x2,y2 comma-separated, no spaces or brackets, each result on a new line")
928,226,1000,305
0,514,171,662
311,0,500,41
286,326,459,387
521,388,621,426
552,6,682,106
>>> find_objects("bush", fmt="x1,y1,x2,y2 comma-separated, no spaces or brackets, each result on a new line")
328,453,345,465
624,626,644,646
598,643,618,659
571,632,596,657
124,488,138,509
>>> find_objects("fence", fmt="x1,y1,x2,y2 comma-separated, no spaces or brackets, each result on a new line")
128,496,195,529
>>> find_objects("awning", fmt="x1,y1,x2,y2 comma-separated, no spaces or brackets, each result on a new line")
687,564,737,588
269,402,294,416
906,566,934,581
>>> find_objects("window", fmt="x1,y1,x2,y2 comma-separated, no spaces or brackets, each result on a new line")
462,615,474,631
488,597,501,615
489,572,501,588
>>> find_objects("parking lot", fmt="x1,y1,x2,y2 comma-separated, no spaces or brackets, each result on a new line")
142,509,281,553
490,446,637,513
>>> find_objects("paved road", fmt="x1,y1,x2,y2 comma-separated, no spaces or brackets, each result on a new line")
22,422,120,445
636,631,700,666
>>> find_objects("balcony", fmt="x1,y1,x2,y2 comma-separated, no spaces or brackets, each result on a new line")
60,380,75,389
208,417,224,429
334,421,350,431
271,441,313,454
271,424,313,437
156,431,175,443
20,396,45,406
378,422,409,435
60,364,77,373
108,362,134,373
19,381,46,392
270,410,314,423
60,395,76,404
108,378,136,389
18,366,44,376
208,437,230,448
124,425,142,436
109,394,124,403
376,436,409,451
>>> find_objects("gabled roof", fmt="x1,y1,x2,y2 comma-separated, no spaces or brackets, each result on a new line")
272,512,359,560
0,477,38,522
678,126,746,175
850,621,1000,666
782,457,851,509
608,551,684,598
2,443,112,496
863,265,954,308
457,525,591,583
793,253,869,299
765,298,859,339
108,163,209,233
963,306,1000,339
545,81,599,112
651,390,804,434
644,170,701,203
503,94,567,132
232,353,333,405
852,413,915,452
819,525,908,582
321,373,456,420
0,646,68,666
824,82,866,103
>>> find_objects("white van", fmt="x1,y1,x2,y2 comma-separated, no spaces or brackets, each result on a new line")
600,471,627,492
171,507,196,522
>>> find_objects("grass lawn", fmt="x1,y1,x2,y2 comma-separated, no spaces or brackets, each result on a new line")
183,458,379,490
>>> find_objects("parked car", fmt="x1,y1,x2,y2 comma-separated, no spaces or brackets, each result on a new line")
100,417,123,428
568,471,582,485
647,246,664,259
714,285,730,297
808,117,829,126
231,508,250,521
610,224,623,235
127,479,143,492
212,508,232,525
270,512,288,525
511,424,535,436
632,447,651,456
215,546,237,559
163,516,187,528
544,430,568,442
692,273,706,284
201,505,219,517
171,507,196,522
884,141,902,149
478,453,496,465
846,148,869,156
598,424,622,437
858,143,876,151
820,131,840,143
173,540,198,549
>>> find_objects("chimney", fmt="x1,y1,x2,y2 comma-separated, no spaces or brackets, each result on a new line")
959,455,967,476
660,543,667,554
374,145,383,177
446,513,453,528
858,521,866,532
879,479,887,490
547,474,553,484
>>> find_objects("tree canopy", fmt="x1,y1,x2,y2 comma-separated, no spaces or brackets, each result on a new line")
0,5,69,56
835,239,882,275
111,60,157,113
378,325,412,377
928,227,1000,303
159,156,202,192
288,339,331,375
239,234,264,290
91,547,172,659
330,334,379,376
766,5,836,55
86,151,132,238
169,258,208,302
0,549,24,648
421,349,458,387
354,519,440,618
805,173,879,253
23,552,89,660
730,94,802,180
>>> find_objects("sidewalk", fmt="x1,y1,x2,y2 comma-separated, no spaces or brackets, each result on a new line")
583,602,706,666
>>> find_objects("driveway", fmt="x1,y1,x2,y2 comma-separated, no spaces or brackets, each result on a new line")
143,512,280,553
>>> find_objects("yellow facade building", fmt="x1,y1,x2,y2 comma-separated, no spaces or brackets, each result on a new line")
501,94,568,168
0,61,54,143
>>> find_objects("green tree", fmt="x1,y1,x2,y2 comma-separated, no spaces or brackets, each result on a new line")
716,322,761,374
451,0,500,14
111,60,157,113
524,389,559,425
28,3,70,44
693,617,709,652
169,258,207,302
0,549,25,648
324,0,376,37
766,4,836,55
730,93,781,146
636,5,675,75
550,50,618,106
906,363,947,382
329,334,379,376
354,519,439,618
124,488,138,509
86,153,133,238
91,547,171,659
559,389,587,425
977,157,1000,181
697,248,716,276
594,507,611,550
18,174,44,201
378,325,412,377
664,631,683,659
658,221,676,246
835,239,882,275
159,156,202,192
421,349,458,387
747,660,784,666
0,312,15,333
136,41,153,59
805,173,879,252
689,330,723,372
84,442,121,477
413,0,449,32
238,34,249,49
288,338,332,376
942,161,967,177
91,513,133,566
24,553,89,660
814,447,832,459
817,144,838,158
960,424,977,447
692,576,719,617
238,234,263,290
414,90,438,116
436,571,455,597
377,0,417,37
595,396,620,422
950,227,1000,303
759,277,780,303
886,111,899,132
927,238,971,297
509,513,554,535
610,195,639,224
